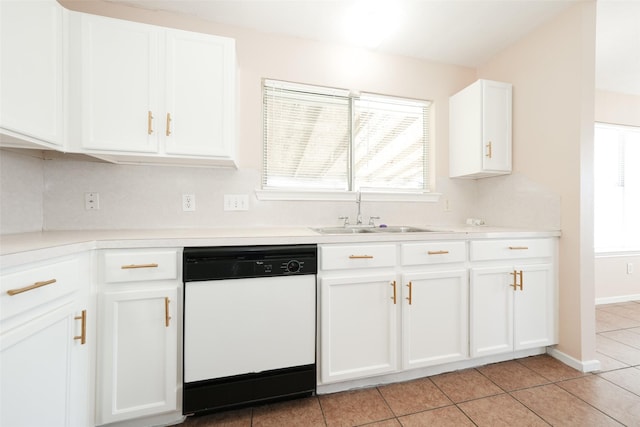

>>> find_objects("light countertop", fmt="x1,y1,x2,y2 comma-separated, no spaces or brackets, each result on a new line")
0,226,561,268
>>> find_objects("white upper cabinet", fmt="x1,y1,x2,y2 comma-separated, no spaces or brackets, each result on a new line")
68,12,236,166
164,30,235,157
77,15,160,154
0,0,65,149
449,79,512,178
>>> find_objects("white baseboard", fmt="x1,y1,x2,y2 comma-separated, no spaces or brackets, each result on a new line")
595,294,640,305
547,347,601,373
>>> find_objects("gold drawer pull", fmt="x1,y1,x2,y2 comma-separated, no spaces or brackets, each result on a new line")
7,278,56,296
508,246,529,250
349,255,374,259
74,310,87,345
428,250,449,255
406,282,413,305
121,263,159,269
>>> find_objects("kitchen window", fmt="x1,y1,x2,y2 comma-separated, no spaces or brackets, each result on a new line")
261,79,432,199
594,122,640,251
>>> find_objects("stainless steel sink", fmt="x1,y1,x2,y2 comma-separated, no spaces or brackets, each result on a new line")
313,225,442,234
312,226,375,234
368,226,435,233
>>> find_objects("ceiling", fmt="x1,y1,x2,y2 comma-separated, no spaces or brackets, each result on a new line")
106,0,640,96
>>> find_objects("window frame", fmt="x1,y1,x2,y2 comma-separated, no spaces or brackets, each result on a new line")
594,121,640,253
258,79,439,202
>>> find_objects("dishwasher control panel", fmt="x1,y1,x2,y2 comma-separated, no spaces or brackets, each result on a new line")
183,245,317,281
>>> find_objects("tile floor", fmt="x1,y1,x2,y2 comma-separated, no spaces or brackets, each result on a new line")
178,301,640,426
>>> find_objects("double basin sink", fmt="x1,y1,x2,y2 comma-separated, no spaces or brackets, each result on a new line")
313,225,445,234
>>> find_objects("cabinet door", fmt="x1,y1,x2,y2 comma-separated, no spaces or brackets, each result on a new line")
0,302,86,427
481,80,512,172
514,263,556,350
164,30,235,158
470,266,513,357
320,273,398,383
81,14,159,153
402,269,468,369
97,287,177,425
0,0,64,147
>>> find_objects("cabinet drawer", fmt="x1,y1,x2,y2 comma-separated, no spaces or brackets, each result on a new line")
469,239,554,261
401,241,466,266
1,256,82,322
320,244,396,270
101,249,178,283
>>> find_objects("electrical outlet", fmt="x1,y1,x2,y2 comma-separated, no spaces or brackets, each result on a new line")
444,198,451,212
224,194,249,211
182,194,196,211
85,192,100,210
628,263,634,274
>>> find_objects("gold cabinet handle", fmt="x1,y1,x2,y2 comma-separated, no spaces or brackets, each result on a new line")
486,141,492,158
406,282,413,305
166,112,172,136
165,297,171,327
6,278,56,296
74,310,87,345
148,111,154,135
508,246,529,250
510,270,524,291
349,255,373,259
427,250,449,255
121,263,159,269
390,281,397,304
518,270,524,290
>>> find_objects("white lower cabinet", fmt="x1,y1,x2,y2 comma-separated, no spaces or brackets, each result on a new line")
319,241,469,384
320,272,398,383
401,269,468,369
96,248,181,426
319,238,558,388
400,241,468,370
469,239,557,358
0,253,93,427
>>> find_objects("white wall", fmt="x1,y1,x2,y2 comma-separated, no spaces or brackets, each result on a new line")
477,2,597,364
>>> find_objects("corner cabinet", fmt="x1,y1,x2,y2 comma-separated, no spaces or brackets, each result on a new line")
469,239,557,358
0,252,93,427
96,249,182,427
449,79,512,178
67,13,236,167
0,0,66,149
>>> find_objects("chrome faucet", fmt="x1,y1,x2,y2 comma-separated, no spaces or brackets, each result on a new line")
355,191,363,225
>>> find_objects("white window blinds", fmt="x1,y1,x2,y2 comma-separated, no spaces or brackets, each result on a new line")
354,94,429,191
263,80,351,190
263,79,431,192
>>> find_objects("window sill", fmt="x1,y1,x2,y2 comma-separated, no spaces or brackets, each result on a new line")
595,249,640,257
255,189,441,203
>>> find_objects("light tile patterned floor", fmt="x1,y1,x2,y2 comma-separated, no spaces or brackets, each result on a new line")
178,301,640,426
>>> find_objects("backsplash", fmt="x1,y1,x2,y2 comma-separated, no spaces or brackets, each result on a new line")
1,149,560,233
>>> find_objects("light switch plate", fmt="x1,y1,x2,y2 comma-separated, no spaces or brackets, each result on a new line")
224,194,249,211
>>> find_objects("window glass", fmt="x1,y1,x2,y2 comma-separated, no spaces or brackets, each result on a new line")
594,123,640,251
263,80,431,193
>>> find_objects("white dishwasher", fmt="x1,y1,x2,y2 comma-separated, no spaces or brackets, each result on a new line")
182,245,317,415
